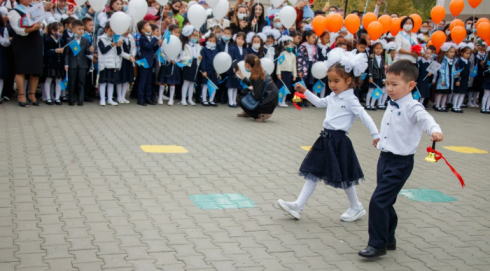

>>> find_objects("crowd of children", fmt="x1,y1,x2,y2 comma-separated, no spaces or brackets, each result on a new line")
0,2,489,115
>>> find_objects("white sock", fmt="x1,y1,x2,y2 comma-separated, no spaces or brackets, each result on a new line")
44,77,53,101
320,87,325,98
228,88,234,106
457,94,465,109
281,94,287,104
380,90,388,106
169,85,175,101
292,178,317,210
435,94,442,108
99,83,107,102
122,83,129,100
202,84,208,102
483,90,490,110
447,94,452,106
419,97,425,104
210,87,216,102
107,84,114,102
366,88,374,106
344,186,361,209
441,94,447,108
370,92,377,107
55,79,62,100
158,85,165,102
187,82,194,102
116,84,122,102
232,89,238,105
182,80,190,102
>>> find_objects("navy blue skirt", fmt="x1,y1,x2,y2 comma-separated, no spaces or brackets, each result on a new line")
303,61,314,85
158,63,181,84
182,59,199,82
276,71,294,94
417,81,431,98
299,129,364,189
43,67,65,79
201,70,218,85
99,68,121,84
119,60,134,83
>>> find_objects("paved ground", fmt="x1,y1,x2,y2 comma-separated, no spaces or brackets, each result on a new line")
1,99,489,271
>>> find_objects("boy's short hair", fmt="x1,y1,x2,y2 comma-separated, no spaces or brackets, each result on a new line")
150,24,158,31
386,60,418,82
63,16,75,26
71,20,83,28
223,27,232,33
290,30,301,37
81,17,93,25
137,21,148,33
357,39,368,46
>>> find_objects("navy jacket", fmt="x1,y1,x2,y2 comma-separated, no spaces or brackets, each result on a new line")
64,37,91,69
228,45,246,75
138,36,159,67
200,47,218,74
217,39,232,53
44,36,65,69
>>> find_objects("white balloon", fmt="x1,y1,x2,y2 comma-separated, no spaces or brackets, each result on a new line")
260,58,274,75
207,0,220,8
212,0,229,21
311,62,327,79
288,0,298,6
270,0,284,8
238,61,250,78
110,12,131,35
128,0,148,22
162,35,183,61
88,0,105,12
188,4,207,29
279,6,297,29
156,0,168,6
213,52,232,74
74,0,87,7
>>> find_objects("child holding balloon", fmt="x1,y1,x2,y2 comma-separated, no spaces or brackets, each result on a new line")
200,33,219,107
157,24,181,106
97,22,123,106
180,25,202,106
278,47,380,222
434,42,458,112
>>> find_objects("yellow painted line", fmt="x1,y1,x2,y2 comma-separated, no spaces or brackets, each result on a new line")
443,146,488,154
140,145,188,153
301,146,311,151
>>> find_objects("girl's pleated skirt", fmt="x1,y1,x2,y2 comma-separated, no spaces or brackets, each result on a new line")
158,63,181,84
299,129,364,189
119,60,134,83
182,58,198,82
99,68,120,84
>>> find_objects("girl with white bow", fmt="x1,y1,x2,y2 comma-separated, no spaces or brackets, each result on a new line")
451,43,473,113
366,40,387,110
433,42,458,112
277,48,380,222
275,36,297,107
180,25,202,106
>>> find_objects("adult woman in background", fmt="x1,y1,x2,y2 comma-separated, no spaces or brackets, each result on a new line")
249,3,266,33
395,17,420,64
235,55,279,122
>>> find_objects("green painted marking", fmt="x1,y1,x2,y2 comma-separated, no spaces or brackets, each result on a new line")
399,189,457,202
189,194,257,210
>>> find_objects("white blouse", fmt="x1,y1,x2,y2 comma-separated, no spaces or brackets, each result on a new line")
395,31,419,63
8,8,29,36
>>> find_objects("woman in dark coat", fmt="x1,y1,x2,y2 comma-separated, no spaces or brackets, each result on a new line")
235,54,279,122
8,0,44,107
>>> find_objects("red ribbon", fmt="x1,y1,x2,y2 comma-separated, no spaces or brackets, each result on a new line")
427,147,465,188
292,92,306,111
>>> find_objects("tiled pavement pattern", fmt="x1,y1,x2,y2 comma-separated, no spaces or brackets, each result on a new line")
1,101,489,271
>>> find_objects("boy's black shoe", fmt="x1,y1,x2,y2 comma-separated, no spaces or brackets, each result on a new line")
68,101,75,106
137,101,147,106
387,241,396,250
78,102,83,106
358,246,386,258
145,100,156,105
84,97,94,102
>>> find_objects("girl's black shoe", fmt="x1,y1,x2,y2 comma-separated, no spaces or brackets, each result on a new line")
46,100,54,105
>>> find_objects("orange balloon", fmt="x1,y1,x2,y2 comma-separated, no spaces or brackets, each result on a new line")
327,13,343,33
477,22,490,41
476,18,490,28
362,12,377,30
378,15,392,34
368,21,383,41
451,26,466,44
312,16,327,36
468,0,482,9
410,14,422,33
449,19,464,31
431,6,446,24
431,31,446,49
449,0,464,17
344,14,361,35
390,18,401,37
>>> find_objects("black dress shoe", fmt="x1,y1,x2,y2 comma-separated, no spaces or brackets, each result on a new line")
145,100,156,105
209,102,218,107
45,100,54,105
62,96,68,102
68,101,75,106
358,246,386,258
387,241,396,250
78,102,83,106
137,101,147,106
55,100,62,105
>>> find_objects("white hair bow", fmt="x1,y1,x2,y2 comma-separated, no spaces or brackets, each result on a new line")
340,51,368,77
182,25,195,37
303,24,313,31
257,33,267,43
458,42,475,51
386,41,396,51
324,47,346,71
440,42,458,52
372,39,388,49
278,35,293,45
246,32,255,44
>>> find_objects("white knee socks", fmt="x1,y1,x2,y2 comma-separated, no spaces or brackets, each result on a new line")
44,78,53,101
107,84,116,104
121,83,129,102
182,80,194,103
366,88,374,106
54,79,61,101
320,87,326,98
435,94,447,108
202,84,208,103
482,90,490,110
379,91,388,107
116,84,123,103
292,178,318,210
227,88,237,106
99,83,106,103
158,85,165,104
441,94,447,108
452,94,465,110
169,85,175,103
344,186,361,209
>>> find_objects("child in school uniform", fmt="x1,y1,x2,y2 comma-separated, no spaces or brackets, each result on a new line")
97,22,123,106
61,16,75,43
452,43,473,113
117,29,136,104
275,36,297,108
468,42,486,108
433,42,458,112
82,17,97,103
157,24,181,106
64,20,93,106
43,21,65,105
416,47,434,105
481,48,490,114
278,48,380,222
200,33,219,107
180,25,202,106
227,32,247,108
0,18,10,104
247,32,268,59
297,30,318,107
359,60,443,258
136,21,162,106
366,40,386,111
316,31,331,98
